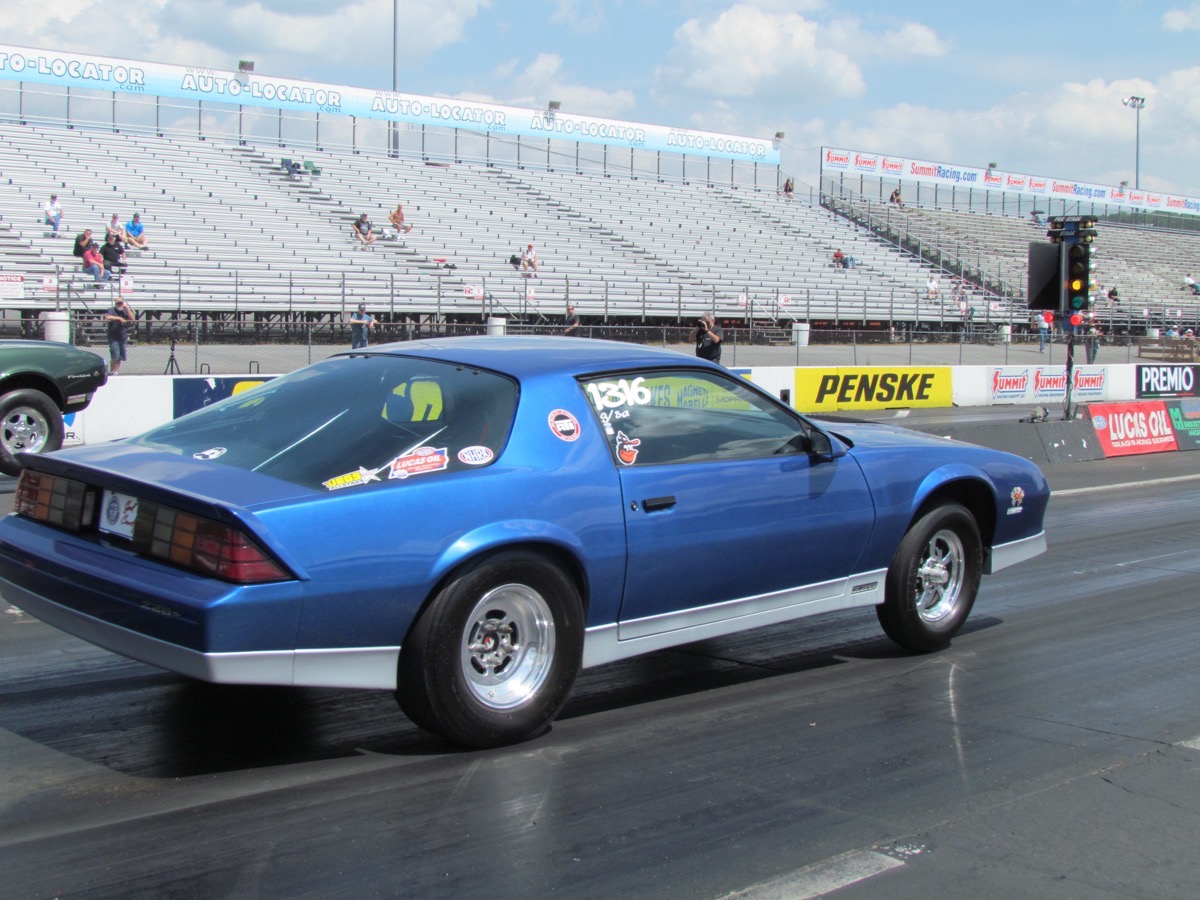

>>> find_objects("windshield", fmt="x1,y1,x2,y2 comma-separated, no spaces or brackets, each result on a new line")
134,355,518,490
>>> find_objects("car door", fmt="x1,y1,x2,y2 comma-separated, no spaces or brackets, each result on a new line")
579,369,876,638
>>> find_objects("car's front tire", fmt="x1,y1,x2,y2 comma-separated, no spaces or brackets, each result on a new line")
398,550,584,748
0,389,64,476
877,503,982,653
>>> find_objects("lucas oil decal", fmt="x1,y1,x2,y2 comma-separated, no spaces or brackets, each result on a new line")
389,447,450,479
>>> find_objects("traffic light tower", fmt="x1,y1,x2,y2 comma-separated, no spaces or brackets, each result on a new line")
1026,216,1097,419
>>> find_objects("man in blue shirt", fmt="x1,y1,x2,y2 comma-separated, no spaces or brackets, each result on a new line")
350,304,374,349
125,213,148,250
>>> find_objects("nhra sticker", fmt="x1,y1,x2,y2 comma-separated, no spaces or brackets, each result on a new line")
548,409,581,442
457,446,494,466
615,431,641,465
389,446,449,479
193,447,227,461
1007,486,1025,516
323,466,383,491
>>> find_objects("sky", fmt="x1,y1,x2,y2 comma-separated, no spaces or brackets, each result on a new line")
7,0,1200,196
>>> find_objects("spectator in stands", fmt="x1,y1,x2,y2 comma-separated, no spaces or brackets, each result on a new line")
1107,287,1121,304
125,213,148,250
693,312,723,364
72,229,94,260
781,178,794,200
832,249,856,269
105,298,134,375
522,243,539,276
43,194,64,236
1031,211,1047,228
350,303,374,348
889,188,904,208
352,213,376,248
1186,275,1200,296
80,238,111,285
563,304,581,336
926,274,940,300
289,160,304,180
100,233,127,276
389,202,414,235
106,214,126,245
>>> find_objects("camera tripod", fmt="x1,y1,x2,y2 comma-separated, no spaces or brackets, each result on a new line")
164,337,181,375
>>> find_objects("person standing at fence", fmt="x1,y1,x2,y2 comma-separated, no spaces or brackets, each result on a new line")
350,303,374,349
563,304,581,336
693,312,723,364
1037,315,1050,353
105,298,134,375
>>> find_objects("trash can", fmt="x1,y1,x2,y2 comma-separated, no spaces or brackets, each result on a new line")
792,322,811,347
486,316,507,336
1146,327,1160,339
43,310,70,344
998,324,1011,344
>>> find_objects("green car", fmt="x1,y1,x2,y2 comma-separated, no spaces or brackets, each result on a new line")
0,340,108,476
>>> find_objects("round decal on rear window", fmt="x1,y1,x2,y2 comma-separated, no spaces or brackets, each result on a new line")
458,446,494,465
548,409,581,442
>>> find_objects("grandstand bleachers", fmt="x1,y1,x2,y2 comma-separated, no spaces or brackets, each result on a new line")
1,121,1197,332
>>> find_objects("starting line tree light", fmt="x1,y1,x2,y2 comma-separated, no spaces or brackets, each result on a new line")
1027,216,1098,323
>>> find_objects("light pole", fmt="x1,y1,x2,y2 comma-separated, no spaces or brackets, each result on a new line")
391,0,400,156
1122,95,1145,189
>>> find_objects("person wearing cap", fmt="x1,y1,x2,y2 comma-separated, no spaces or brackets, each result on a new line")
563,304,581,336
43,194,63,235
350,303,374,349
105,298,134,375
125,213,148,250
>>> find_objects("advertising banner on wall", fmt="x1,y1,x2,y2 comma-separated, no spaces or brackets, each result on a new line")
1135,364,1200,398
1088,401,1179,456
1165,398,1200,450
0,45,779,165
821,146,1200,218
794,366,952,412
988,366,1109,404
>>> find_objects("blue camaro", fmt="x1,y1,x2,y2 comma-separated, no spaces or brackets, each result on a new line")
0,337,1048,747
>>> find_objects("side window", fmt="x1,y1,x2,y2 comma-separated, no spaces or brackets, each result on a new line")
580,370,805,466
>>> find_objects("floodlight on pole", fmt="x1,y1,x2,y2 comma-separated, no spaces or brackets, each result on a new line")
1122,95,1146,190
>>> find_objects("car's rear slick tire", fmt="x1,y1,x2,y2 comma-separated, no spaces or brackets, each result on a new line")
0,389,64,476
398,550,583,748
877,503,982,653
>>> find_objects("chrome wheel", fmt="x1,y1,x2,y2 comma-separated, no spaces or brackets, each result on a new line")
460,583,556,710
1,404,52,456
913,528,966,624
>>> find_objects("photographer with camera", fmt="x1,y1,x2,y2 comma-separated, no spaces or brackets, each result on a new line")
105,297,135,375
693,312,723,364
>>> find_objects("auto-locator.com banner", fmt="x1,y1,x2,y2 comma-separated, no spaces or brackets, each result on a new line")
822,146,1200,218
0,45,779,165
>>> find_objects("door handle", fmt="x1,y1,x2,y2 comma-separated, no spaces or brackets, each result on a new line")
642,495,676,512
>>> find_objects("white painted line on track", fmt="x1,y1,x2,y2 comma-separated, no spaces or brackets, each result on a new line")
1179,736,1200,750
1055,473,1200,497
719,850,904,899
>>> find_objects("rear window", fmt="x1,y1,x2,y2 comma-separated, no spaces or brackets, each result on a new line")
133,355,518,490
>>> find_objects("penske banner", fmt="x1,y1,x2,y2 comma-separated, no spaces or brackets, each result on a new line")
795,367,952,412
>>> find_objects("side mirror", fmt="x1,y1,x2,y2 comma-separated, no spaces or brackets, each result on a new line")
807,427,846,461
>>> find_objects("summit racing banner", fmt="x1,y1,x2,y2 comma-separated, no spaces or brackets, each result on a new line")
1088,401,1178,457
795,367,951,412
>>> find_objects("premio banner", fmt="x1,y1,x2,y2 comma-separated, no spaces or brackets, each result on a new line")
822,146,1200,218
0,45,779,165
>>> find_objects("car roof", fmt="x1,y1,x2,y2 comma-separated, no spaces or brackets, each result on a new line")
346,335,713,379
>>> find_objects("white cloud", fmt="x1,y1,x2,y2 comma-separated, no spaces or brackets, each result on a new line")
2,0,491,86
506,52,636,118
659,4,866,101
1163,5,1200,31
550,0,609,33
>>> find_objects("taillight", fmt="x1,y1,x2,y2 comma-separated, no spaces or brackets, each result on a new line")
15,470,95,531
132,501,289,584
